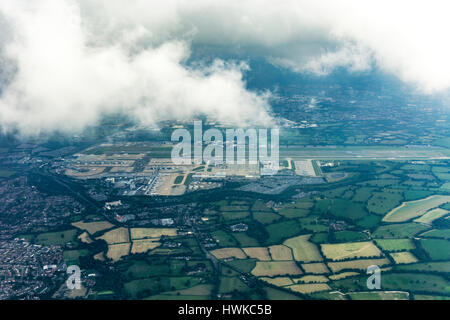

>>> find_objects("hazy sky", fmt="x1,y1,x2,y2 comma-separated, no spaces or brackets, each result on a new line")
0,0,449,136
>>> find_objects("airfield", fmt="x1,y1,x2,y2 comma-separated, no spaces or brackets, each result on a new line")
280,146,450,160
64,142,450,197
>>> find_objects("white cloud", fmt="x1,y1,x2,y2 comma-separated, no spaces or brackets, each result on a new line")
273,44,374,75
78,0,450,93
1,0,449,135
0,0,272,136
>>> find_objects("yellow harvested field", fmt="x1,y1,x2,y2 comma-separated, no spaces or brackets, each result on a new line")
260,277,293,286
251,261,302,277
66,286,88,299
390,252,419,264
243,247,271,261
210,248,247,259
296,275,329,283
414,208,449,225
131,239,161,254
72,221,114,234
106,243,130,262
321,241,382,261
301,262,330,274
66,285,88,299
283,234,323,262
287,283,331,294
130,228,178,240
327,258,390,273
97,227,130,244
78,232,93,244
383,195,450,223
329,272,360,280
268,245,293,261
93,252,105,261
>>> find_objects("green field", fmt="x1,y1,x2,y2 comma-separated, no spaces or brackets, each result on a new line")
356,214,382,229
420,239,450,260
264,287,302,300
265,221,303,245
35,229,78,246
219,277,249,293
225,259,257,273
253,212,281,224
211,230,238,247
367,191,403,215
251,200,272,212
433,166,450,180
124,276,203,298
421,229,450,239
328,199,367,220
297,217,329,232
373,223,430,239
222,211,250,221
278,208,310,218
221,205,250,212
352,187,375,202
374,239,415,252
310,233,329,244
125,260,171,280
381,273,450,295
395,261,450,273
63,249,89,264
333,231,368,242
233,233,259,247
404,190,433,201
283,235,323,262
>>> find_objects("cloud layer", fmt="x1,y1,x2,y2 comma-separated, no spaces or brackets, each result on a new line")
1,0,449,136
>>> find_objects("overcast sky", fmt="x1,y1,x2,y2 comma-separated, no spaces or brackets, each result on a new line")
0,0,449,136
